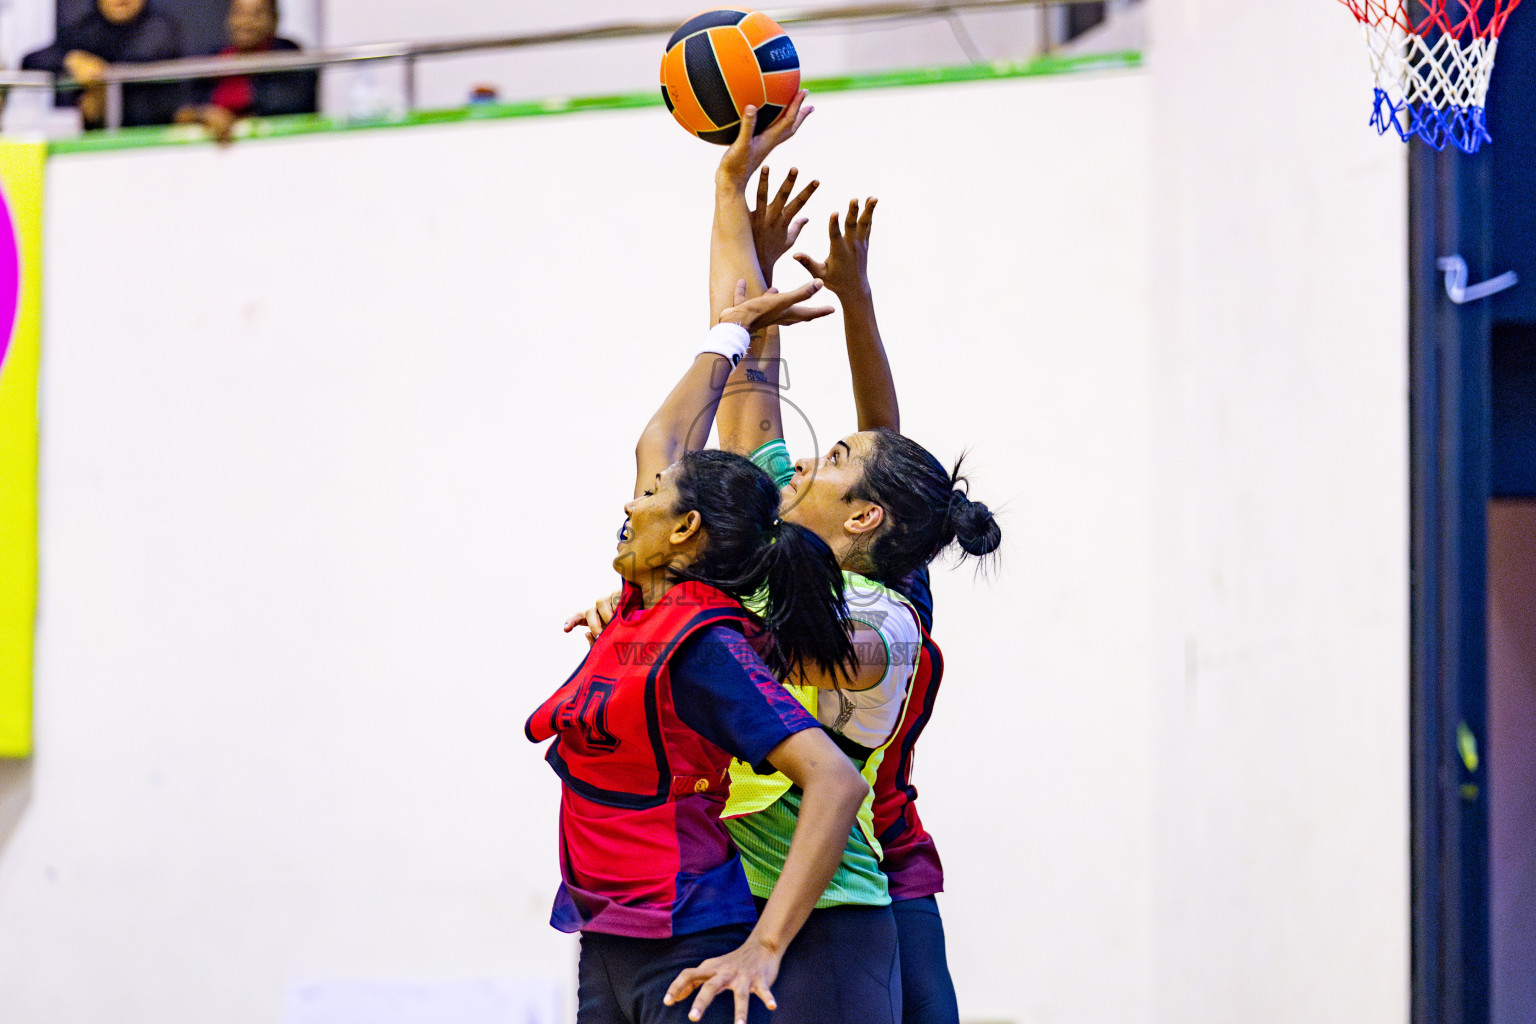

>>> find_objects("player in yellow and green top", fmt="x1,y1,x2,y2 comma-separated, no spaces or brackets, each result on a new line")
678,108,1001,1024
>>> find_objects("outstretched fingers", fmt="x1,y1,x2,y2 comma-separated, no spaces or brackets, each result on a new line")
726,279,830,331
772,167,799,211
755,166,772,213
741,90,812,174
594,591,620,629
857,196,878,236
665,943,781,1024
688,973,732,1021
779,303,835,325
664,967,708,1009
752,977,778,1013
771,278,823,308
790,90,813,133
793,252,827,279
728,104,761,158
692,971,777,1024
774,89,812,144
783,216,809,251
785,177,819,218
771,281,835,325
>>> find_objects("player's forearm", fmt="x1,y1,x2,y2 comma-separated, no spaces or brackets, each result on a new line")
718,326,784,455
711,169,781,453
839,287,900,433
634,354,730,494
710,179,768,325
750,759,867,953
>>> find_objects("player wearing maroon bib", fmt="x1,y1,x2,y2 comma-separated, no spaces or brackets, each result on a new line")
698,146,1002,1024
869,590,946,903
529,579,816,940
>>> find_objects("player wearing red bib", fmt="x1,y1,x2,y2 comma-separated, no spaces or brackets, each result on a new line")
530,579,795,939
532,101,880,1023
576,106,999,1024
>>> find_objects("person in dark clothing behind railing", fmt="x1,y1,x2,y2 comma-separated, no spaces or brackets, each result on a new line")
175,0,318,142
22,0,185,129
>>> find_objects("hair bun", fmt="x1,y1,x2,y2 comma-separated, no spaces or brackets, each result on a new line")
948,492,1001,557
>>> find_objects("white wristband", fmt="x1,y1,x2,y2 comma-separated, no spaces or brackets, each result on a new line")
698,322,751,366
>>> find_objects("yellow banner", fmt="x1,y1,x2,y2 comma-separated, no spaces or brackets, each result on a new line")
0,142,43,759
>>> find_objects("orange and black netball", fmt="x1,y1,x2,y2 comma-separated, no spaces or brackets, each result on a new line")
660,8,801,144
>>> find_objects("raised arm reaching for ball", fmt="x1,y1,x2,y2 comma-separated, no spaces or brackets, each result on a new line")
693,123,1002,1024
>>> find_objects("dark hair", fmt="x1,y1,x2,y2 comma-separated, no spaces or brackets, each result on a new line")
846,428,1002,585
669,449,857,683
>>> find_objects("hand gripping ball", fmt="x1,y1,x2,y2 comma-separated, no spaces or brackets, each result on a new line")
660,8,801,144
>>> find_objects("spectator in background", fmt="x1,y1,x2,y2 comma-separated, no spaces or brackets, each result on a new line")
22,0,184,129
175,0,318,143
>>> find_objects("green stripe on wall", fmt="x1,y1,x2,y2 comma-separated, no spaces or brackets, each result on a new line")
46,50,1141,156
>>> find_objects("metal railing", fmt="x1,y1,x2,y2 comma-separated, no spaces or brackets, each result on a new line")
3,0,1126,130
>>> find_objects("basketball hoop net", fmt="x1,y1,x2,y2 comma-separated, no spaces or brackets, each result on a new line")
1339,0,1524,153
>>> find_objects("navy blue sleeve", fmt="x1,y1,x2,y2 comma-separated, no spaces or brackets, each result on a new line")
670,625,819,773
896,566,935,633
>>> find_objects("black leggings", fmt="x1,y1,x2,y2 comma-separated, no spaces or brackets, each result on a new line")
756,899,902,1024
578,924,770,1024
892,896,960,1024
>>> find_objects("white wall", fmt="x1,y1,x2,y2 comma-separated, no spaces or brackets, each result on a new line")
1,72,1158,1024
276,0,321,48
0,0,50,67
1147,2,1410,1023
0,3,1412,1022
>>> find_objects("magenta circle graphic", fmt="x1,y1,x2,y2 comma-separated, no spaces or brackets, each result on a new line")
0,186,19,378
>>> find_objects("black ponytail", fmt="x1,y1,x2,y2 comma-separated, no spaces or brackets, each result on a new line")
754,518,860,682
669,450,857,682
948,482,1003,558
848,428,1002,585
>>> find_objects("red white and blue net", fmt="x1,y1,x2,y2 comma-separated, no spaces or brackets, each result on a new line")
1339,0,1524,153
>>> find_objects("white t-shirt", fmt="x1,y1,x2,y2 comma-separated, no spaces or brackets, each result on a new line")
818,573,923,750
